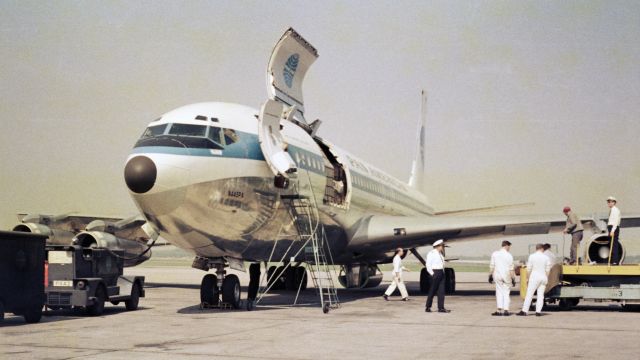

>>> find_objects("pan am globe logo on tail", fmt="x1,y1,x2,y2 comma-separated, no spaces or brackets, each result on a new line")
283,53,299,88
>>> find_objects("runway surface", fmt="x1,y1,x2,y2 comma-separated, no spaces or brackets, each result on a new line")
1,267,639,359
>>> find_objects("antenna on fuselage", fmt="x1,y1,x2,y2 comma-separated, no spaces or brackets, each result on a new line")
408,90,428,194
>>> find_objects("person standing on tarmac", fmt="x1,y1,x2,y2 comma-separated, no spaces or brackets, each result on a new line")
490,240,516,316
563,206,584,265
517,244,551,316
425,240,449,313
383,248,409,301
607,196,622,265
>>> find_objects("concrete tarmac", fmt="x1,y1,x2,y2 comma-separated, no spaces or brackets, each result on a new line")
1,267,639,359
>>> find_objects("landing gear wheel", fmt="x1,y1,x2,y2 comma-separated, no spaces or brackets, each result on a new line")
0,301,5,321
23,303,42,323
285,266,297,290
274,266,286,290
420,268,431,293
296,267,308,291
200,274,219,306
267,266,278,289
322,302,330,314
125,282,141,311
87,285,106,316
222,274,241,309
444,268,456,295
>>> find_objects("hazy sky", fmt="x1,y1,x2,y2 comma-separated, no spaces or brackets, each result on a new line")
1,0,639,241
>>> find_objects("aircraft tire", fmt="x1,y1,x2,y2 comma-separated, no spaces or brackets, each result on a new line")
222,274,241,309
420,268,431,293
200,274,219,306
0,300,4,321
23,303,42,323
444,268,456,294
275,266,286,290
285,266,297,290
267,266,277,289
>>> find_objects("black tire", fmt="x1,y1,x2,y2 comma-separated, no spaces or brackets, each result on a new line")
420,268,431,293
285,266,297,291
125,282,141,311
222,274,241,309
200,274,219,306
267,266,277,289
23,304,42,323
110,301,120,306
87,285,106,316
274,266,286,290
0,300,5,322
445,268,456,295
296,267,308,291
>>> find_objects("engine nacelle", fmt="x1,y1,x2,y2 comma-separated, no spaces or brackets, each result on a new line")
73,231,151,267
338,264,383,288
12,223,75,245
585,233,625,264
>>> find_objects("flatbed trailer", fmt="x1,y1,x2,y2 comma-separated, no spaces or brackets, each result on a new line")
45,245,145,316
520,263,640,310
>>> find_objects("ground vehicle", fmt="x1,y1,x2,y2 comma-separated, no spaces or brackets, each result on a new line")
45,245,145,315
0,230,47,323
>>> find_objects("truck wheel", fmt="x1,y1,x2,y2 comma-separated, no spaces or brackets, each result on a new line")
88,285,106,316
200,274,219,306
23,304,43,323
125,282,141,311
0,300,4,321
222,274,241,309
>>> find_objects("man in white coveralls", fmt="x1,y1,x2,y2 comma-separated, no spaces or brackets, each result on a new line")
490,240,516,316
517,243,551,316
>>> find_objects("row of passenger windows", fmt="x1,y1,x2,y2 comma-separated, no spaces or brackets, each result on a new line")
351,172,424,212
141,123,239,146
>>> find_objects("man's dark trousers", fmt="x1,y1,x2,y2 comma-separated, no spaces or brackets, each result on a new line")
426,269,445,310
608,225,620,264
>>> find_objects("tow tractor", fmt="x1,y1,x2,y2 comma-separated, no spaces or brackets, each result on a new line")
45,245,145,315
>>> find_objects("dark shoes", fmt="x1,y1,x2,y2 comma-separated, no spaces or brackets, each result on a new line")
383,295,389,301
425,308,432,312
402,298,410,301
438,308,450,313
491,311,503,316
516,311,527,316
535,312,542,317
503,311,511,316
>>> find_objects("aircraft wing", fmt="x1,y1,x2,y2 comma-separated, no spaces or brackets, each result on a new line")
347,214,583,255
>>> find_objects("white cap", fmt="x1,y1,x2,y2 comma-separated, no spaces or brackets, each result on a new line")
607,196,617,202
432,239,444,247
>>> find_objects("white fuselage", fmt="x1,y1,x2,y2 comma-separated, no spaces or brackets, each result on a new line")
125,102,433,264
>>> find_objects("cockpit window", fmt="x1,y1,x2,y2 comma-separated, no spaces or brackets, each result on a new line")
224,129,239,145
208,126,222,144
141,124,167,138
168,124,207,137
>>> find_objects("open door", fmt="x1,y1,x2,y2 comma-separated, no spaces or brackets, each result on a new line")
258,99,297,182
266,28,318,124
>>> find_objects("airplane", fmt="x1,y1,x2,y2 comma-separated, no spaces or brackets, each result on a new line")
14,28,639,310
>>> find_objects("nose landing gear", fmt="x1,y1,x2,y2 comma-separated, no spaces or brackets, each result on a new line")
197,259,241,309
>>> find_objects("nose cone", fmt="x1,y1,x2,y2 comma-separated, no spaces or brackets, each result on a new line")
124,156,157,194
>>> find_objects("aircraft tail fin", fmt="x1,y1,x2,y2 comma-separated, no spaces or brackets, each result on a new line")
408,90,428,194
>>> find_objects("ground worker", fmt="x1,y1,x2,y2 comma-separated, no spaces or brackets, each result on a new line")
425,239,449,313
563,206,583,264
517,243,551,316
489,240,516,316
607,196,621,264
383,248,409,301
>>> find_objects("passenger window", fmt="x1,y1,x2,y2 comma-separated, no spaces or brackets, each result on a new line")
141,124,167,138
168,124,207,137
224,129,239,145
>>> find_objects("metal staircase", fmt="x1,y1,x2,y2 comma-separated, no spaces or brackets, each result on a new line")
282,189,340,313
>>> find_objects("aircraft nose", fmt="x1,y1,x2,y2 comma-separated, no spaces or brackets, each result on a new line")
124,156,157,194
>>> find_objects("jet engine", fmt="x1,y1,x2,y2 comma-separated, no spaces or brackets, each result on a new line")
73,231,151,267
584,233,625,264
12,223,75,245
338,264,383,288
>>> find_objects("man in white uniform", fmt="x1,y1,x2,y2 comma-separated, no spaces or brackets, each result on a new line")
607,196,622,264
425,240,449,313
490,240,515,316
517,244,551,316
383,248,409,301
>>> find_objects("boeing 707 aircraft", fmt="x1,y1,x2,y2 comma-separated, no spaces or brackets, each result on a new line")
14,28,638,310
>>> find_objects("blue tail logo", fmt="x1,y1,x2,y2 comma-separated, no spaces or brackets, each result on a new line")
283,53,299,88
